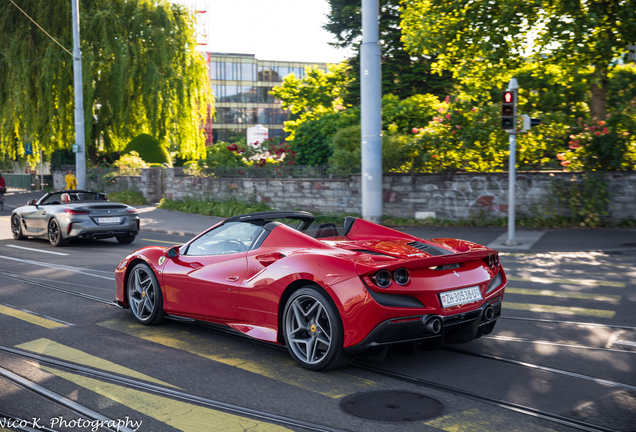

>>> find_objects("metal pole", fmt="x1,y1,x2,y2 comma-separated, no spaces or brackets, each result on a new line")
505,132,518,246
505,77,519,246
360,0,382,223
72,0,86,189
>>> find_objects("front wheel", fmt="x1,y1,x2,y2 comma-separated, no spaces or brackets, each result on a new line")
48,219,66,247
283,287,350,371
11,215,25,240
127,262,165,325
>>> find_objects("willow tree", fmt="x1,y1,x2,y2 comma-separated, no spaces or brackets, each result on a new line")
401,0,636,120
0,0,213,163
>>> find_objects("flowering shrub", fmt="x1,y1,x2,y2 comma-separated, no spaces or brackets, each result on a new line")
112,151,148,176
195,138,296,172
557,102,636,171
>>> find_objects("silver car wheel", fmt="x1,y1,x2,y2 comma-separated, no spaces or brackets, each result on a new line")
48,219,65,246
128,266,158,321
285,294,333,365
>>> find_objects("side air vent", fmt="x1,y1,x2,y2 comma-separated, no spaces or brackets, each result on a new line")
407,241,449,256
430,263,460,271
352,249,395,257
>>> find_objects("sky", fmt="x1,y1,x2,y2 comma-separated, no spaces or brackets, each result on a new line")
174,0,354,64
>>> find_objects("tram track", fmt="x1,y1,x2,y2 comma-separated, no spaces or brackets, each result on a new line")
1,268,634,431
0,345,347,432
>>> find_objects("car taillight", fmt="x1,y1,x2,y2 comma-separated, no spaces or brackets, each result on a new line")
64,208,89,215
127,208,138,214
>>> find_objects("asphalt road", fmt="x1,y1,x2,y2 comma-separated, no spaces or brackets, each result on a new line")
0,193,635,432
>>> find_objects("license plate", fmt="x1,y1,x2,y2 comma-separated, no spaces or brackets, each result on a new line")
439,286,482,308
97,217,121,224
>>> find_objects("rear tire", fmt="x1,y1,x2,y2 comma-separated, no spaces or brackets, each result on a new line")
48,219,66,247
117,234,136,244
283,287,350,371
11,215,25,240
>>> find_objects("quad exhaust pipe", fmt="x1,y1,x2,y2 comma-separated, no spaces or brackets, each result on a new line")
424,317,442,335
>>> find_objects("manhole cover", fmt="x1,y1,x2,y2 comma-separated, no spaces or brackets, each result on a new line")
340,391,444,422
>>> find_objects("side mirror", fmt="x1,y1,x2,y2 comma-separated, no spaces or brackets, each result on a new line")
167,246,180,258
27,199,37,206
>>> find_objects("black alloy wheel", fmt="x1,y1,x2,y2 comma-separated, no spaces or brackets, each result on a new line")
11,215,25,240
127,262,165,325
48,219,66,247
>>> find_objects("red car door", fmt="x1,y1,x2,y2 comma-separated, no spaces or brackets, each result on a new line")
161,252,247,321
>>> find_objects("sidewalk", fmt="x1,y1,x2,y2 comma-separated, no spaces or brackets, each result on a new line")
136,205,636,253
2,189,636,253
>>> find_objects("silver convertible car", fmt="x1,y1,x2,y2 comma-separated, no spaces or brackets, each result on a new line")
11,190,140,247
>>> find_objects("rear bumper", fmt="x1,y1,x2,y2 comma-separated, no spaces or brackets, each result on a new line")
68,220,138,240
344,298,502,357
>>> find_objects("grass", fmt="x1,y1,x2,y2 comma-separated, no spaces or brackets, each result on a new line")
155,197,636,229
158,198,271,218
108,190,148,206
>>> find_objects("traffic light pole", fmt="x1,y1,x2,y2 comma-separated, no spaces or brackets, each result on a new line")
504,78,519,246
505,130,518,246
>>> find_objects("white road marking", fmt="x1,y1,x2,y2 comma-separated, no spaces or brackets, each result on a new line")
6,245,69,256
614,340,636,348
0,255,115,280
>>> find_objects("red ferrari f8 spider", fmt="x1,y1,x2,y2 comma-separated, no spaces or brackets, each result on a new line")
115,211,506,370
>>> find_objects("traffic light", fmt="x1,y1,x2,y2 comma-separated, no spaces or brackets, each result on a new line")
521,114,541,131
501,89,516,130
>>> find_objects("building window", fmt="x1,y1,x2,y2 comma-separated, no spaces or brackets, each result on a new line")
241,63,256,81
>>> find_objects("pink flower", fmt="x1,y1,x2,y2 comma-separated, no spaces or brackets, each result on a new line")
438,107,444,113
432,155,437,158
561,161,571,166
446,114,451,120
412,127,419,133
594,131,601,136
444,96,450,104
598,120,606,126
589,126,595,131
472,108,477,112
556,153,566,161
569,143,581,150
456,125,461,129
451,130,456,134
603,127,609,134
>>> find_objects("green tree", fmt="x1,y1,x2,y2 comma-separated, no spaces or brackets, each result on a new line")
401,0,636,120
324,0,455,104
270,64,351,141
123,134,171,166
0,0,212,164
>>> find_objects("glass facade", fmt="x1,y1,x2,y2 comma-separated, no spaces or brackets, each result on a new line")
206,52,327,144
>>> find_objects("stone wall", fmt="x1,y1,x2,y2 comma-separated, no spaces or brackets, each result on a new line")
53,168,636,222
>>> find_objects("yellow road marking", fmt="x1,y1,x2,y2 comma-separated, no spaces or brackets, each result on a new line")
39,365,291,432
0,304,67,328
503,302,616,318
0,217,10,221
16,338,179,389
507,275,625,287
98,319,376,398
141,238,181,244
425,408,557,432
506,288,621,302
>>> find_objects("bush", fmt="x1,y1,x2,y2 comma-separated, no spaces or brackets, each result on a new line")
158,198,271,217
108,190,148,206
123,134,171,166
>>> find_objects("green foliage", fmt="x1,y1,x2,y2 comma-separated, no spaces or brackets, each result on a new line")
549,174,610,227
0,0,212,165
113,151,149,176
401,0,636,119
381,94,441,133
323,0,455,104
194,138,296,171
291,109,360,165
270,64,352,140
123,134,171,166
50,149,76,170
108,190,148,206
158,198,271,218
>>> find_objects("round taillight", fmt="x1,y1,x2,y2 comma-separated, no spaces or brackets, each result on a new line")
373,270,392,288
393,268,410,286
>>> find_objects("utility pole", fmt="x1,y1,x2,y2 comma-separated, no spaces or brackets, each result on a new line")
360,0,382,223
71,0,86,189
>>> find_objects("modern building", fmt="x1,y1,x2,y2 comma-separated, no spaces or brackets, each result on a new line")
205,52,327,143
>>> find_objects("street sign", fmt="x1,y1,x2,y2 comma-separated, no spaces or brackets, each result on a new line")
24,142,33,155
